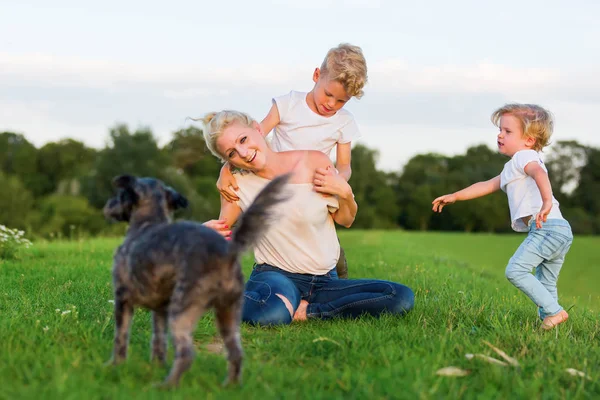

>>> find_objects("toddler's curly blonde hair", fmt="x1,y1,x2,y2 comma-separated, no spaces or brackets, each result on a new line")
491,104,554,151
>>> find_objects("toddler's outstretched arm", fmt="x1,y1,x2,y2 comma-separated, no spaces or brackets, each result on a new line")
524,162,553,228
432,175,501,213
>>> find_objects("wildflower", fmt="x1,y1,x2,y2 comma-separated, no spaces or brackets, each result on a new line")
43,326,49,332
61,310,72,316
0,225,33,259
108,300,115,304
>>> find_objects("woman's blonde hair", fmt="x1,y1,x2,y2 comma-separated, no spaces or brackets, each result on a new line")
196,110,256,161
320,43,368,99
491,103,554,151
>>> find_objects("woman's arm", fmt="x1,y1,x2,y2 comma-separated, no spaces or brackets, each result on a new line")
203,195,243,239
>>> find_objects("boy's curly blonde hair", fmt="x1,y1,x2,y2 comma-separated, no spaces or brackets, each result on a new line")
491,103,554,151
320,43,368,99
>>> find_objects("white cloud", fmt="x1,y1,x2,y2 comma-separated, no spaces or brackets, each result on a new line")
1,52,599,172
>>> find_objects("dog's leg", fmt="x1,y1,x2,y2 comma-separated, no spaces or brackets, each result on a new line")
160,299,207,388
215,297,244,387
151,308,168,366
108,288,134,365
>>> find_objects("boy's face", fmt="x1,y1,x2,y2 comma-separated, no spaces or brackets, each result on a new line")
496,114,536,157
308,68,351,117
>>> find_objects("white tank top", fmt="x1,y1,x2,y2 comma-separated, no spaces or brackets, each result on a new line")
234,171,340,275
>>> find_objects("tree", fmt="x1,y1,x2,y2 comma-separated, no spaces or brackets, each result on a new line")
545,140,588,205
36,139,97,196
0,132,45,197
0,172,34,231
348,145,399,229
164,126,222,179
81,124,169,208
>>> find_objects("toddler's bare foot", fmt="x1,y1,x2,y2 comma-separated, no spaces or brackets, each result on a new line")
541,310,569,330
293,300,309,321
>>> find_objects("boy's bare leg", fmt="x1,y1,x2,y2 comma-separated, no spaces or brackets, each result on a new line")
335,247,348,279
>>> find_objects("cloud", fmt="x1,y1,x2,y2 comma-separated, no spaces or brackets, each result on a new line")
1,52,599,171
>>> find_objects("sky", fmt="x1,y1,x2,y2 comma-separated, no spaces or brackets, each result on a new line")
1,0,599,171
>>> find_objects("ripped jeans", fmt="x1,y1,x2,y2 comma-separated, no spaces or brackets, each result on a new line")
242,263,415,326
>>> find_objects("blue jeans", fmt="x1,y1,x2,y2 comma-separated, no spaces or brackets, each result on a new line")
505,219,573,320
242,264,415,326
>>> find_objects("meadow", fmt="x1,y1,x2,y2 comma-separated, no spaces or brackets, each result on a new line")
1,231,599,399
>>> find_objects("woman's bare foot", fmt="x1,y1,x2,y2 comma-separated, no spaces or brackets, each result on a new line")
541,310,569,330
293,300,309,321
275,294,294,319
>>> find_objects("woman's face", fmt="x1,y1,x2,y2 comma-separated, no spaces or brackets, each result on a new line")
216,121,268,171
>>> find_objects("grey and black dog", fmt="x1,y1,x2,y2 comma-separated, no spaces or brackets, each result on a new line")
103,173,290,387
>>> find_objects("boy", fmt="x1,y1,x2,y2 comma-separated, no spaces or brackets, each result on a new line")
217,43,368,279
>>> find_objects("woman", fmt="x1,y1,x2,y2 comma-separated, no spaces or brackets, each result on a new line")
202,110,414,325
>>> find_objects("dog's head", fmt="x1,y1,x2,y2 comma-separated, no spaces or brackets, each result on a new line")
103,175,188,223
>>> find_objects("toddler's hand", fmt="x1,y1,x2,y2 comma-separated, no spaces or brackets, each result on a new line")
203,219,232,240
432,194,456,213
217,164,239,203
536,200,553,228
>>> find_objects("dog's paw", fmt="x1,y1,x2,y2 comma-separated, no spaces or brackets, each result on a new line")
103,357,124,368
221,377,242,388
152,380,178,391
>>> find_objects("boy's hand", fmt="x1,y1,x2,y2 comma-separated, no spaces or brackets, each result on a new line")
217,164,239,203
313,166,351,198
203,219,232,240
432,194,457,213
536,200,553,228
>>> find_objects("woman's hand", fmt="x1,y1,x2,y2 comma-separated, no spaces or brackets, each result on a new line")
313,166,351,199
203,219,232,240
217,164,240,203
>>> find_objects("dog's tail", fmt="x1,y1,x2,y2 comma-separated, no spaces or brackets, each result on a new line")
227,173,292,260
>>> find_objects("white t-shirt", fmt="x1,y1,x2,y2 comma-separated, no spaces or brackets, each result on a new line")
500,149,564,232
269,90,361,157
234,171,340,275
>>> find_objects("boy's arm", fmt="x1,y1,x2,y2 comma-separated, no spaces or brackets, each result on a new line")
335,142,352,181
217,163,239,203
333,185,357,228
524,162,553,228
432,175,501,213
259,103,280,137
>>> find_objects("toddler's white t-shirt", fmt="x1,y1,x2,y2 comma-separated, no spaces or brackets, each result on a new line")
500,149,564,232
269,90,361,158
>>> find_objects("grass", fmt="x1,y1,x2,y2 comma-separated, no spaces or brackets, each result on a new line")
1,231,599,399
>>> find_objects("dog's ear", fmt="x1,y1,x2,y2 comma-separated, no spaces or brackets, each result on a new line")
112,175,137,189
103,197,132,222
165,186,189,211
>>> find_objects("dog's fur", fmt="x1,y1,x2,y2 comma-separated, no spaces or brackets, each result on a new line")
103,173,290,387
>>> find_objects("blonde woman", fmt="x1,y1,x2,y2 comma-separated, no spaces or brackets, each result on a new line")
202,110,414,326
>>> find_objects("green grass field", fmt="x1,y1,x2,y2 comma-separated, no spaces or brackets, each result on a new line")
1,231,599,399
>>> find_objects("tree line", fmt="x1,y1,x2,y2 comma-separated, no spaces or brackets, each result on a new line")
1,126,598,239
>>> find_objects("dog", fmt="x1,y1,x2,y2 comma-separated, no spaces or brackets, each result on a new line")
103,173,290,387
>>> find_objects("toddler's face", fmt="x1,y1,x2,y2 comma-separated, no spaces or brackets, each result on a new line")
496,114,534,157
309,70,351,117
